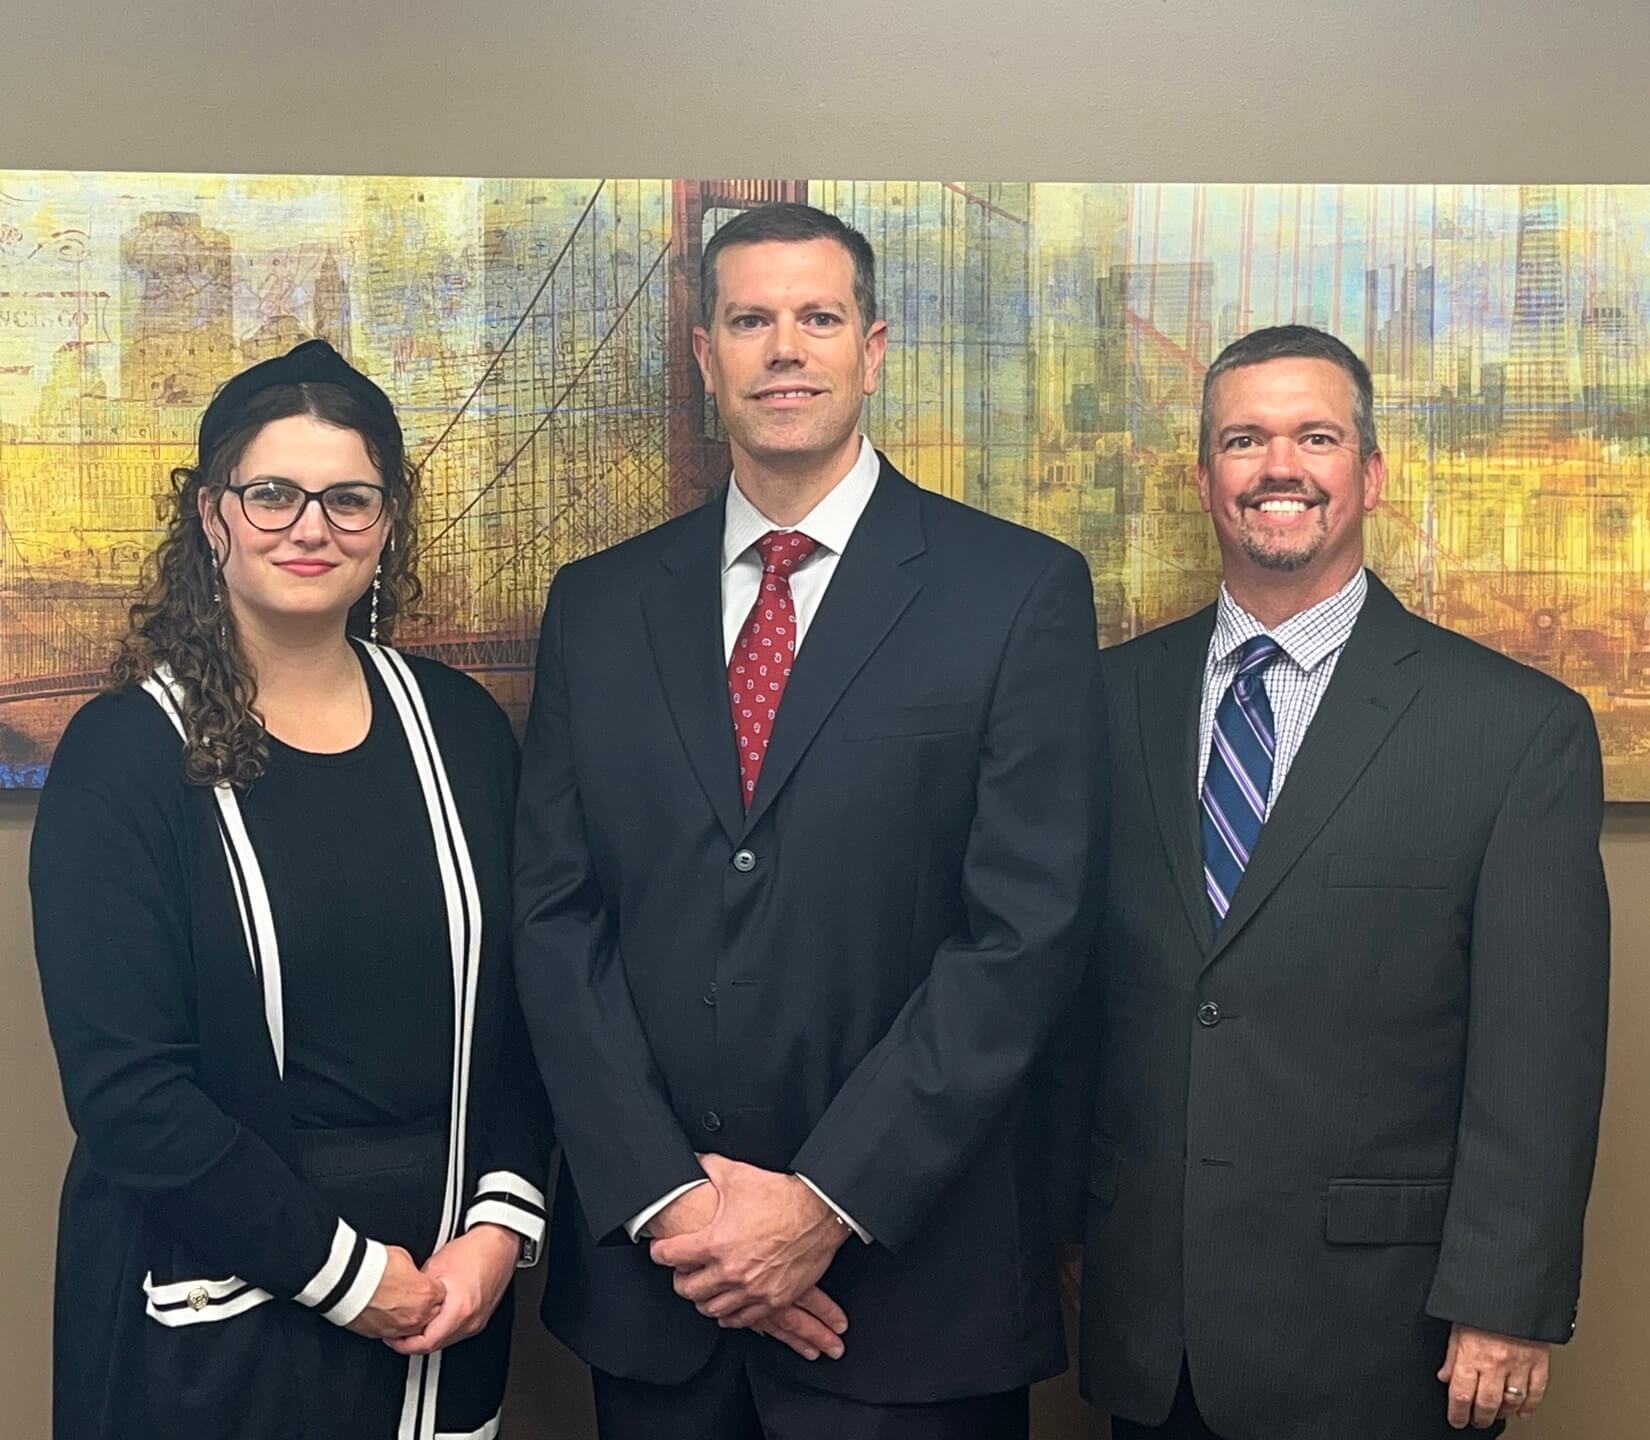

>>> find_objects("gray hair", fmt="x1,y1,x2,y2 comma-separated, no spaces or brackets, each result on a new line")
1198,324,1378,469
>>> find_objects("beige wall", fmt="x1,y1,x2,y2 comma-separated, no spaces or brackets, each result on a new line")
7,1,1650,1435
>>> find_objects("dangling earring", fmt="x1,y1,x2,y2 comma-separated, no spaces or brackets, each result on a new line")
369,525,394,645
212,552,229,645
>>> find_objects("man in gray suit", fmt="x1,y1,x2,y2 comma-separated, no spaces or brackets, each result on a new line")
1075,325,1609,1438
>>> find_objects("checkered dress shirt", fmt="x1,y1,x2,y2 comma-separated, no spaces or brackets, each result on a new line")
1197,568,1370,816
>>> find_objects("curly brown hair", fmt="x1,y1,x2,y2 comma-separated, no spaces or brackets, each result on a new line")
111,381,423,788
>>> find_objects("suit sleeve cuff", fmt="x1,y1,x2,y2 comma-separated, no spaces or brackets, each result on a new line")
292,1218,389,1328
626,1179,709,1242
464,1170,549,1268
796,1173,873,1244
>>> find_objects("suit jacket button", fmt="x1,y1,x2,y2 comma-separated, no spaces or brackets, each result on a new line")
732,849,757,873
1196,1001,1222,1027
701,1110,723,1133
702,983,718,1006
187,1287,210,1311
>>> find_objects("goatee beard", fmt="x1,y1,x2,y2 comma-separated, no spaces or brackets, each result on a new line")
1239,529,1325,573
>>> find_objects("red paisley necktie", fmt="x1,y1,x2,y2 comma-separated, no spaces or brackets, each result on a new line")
728,529,820,809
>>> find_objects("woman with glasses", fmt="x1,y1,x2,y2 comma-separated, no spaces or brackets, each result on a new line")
30,339,551,1440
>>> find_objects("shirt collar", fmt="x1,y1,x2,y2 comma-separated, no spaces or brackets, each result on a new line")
1211,567,1369,672
722,435,879,573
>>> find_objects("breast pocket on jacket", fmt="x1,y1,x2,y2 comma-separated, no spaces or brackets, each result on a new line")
840,700,976,742
1324,853,1455,890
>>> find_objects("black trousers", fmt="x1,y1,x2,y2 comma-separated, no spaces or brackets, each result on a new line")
1109,1359,1226,1440
592,1333,1030,1440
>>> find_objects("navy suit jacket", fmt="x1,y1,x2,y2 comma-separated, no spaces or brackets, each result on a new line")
514,456,1106,1402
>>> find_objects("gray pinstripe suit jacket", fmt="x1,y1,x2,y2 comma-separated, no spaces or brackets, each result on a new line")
1077,572,1610,1440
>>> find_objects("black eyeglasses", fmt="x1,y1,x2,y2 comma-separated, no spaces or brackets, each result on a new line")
225,480,388,533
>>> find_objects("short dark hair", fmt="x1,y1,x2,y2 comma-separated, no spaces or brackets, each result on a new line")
699,202,878,330
1199,324,1378,469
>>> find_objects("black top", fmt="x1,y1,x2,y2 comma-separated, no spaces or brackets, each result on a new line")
246,649,451,1129
31,649,553,1440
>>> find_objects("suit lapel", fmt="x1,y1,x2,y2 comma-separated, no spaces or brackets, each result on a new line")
1137,609,1219,953
641,494,745,845
741,458,925,837
1203,576,1424,968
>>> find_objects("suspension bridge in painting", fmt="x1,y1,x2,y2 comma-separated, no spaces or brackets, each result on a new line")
5,179,1650,789
0,179,766,704
0,176,1026,709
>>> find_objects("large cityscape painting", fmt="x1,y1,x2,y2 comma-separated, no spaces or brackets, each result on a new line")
3,175,1648,794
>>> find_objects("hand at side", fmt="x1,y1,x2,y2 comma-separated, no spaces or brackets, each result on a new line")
1439,1323,1551,1429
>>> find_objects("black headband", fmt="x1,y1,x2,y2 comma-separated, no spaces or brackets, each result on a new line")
197,339,399,463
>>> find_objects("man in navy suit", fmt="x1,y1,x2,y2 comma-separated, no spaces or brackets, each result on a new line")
514,202,1106,1438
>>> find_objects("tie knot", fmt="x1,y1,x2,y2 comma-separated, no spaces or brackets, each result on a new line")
755,530,820,574
1235,635,1283,678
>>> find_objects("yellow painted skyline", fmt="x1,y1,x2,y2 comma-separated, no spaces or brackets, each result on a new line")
3,174,1648,793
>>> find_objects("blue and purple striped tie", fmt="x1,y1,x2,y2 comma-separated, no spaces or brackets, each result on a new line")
1201,635,1283,925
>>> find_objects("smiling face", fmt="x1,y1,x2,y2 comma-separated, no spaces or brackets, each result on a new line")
1198,356,1385,597
692,237,887,482
200,413,390,636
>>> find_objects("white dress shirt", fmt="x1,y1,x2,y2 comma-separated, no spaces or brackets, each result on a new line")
718,434,881,662
1197,567,1369,815
625,436,881,1244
